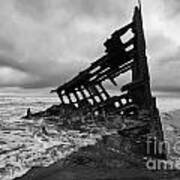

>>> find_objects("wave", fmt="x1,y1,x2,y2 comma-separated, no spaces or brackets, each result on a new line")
0,96,180,180
0,96,111,180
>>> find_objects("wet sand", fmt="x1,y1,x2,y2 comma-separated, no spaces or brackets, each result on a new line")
14,166,162,180
15,134,180,180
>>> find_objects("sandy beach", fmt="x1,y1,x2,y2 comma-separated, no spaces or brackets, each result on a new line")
15,133,180,180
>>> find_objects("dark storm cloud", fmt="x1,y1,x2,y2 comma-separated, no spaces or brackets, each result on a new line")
0,0,179,95
15,0,132,21
0,0,135,89
0,52,85,88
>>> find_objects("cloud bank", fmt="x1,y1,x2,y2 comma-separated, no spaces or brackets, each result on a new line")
0,0,179,95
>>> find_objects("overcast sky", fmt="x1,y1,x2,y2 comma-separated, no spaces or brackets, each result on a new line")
0,0,179,96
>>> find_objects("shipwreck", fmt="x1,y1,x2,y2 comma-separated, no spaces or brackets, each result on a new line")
51,5,163,136
25,4,165,159
52,6,156,116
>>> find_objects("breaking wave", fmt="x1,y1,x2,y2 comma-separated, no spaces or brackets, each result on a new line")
0,96,108,180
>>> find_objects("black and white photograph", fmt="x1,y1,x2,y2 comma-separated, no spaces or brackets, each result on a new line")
0,0,180,179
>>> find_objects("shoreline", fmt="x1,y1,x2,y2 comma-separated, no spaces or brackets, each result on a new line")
15,133,180,180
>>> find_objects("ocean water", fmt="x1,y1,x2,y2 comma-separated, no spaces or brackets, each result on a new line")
157,96,180,113
0,96,109,180
0,95,180,180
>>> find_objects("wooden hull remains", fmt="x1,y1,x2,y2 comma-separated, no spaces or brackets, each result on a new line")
25,5,166,162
